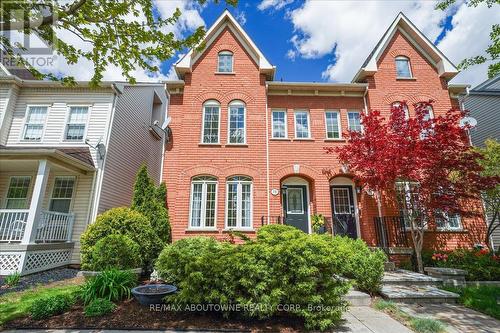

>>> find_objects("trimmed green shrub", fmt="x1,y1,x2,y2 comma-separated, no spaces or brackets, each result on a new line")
80,207,162,270
84,298,117,317
80,269,137,304
157,226,381,331
88,234,142,271
30,294,75,320
423,248,500,281
131,165,171,244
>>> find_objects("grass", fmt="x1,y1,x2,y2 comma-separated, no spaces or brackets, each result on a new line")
373,299,446,333
0,277,83,326
443,285,500,320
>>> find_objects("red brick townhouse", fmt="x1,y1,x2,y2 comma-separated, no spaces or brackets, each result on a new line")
163,11,486,251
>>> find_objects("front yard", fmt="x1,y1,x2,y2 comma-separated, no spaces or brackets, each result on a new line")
443,285,500,320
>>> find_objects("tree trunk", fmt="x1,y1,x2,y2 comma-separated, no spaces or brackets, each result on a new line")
415,231,424,273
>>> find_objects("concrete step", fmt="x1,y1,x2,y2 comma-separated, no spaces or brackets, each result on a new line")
384,261,396,271
344,289,372,306
380,284,459,304
383,269,443,287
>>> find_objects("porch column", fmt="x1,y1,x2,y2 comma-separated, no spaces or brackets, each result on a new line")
22,159,50,244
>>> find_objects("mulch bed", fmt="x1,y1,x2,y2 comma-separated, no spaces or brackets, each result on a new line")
0,268,79,296
6,298,306,332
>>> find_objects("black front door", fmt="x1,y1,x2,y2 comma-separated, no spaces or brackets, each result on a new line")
283,185,308,233
330,186,358,239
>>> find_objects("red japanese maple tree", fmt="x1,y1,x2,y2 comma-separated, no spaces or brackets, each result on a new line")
327,101,497,272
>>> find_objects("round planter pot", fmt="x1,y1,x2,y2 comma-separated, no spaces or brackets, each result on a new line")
77,267,142,278
131,284,177,306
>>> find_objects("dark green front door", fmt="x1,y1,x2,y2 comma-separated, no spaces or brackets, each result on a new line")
283,185,308,233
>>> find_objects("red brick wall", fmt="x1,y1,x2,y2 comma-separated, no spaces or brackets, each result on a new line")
162,26,486,250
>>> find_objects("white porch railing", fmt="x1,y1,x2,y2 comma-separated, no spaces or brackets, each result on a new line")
35,211,75,243
0,209,29,242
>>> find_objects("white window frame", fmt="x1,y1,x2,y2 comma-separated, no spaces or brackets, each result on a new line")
435,212,462,231
188,176,218,230
63,105,91,142
49,176,76,213
225,176,253,230
5,176,32,209
227,100,246,145
294,110,311,139
324,110,342,139
347,111,363,132
391,101,410,120
217,51,234,73
395,56,412,78
271,109,288,139
200,100,221,144
20,105,50,142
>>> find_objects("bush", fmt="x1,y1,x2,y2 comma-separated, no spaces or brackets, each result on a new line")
30,294,75,320
4,272,21,287
423,248,500,281
80,269,137,304
88,234,142,271
84,298,117,317
156,225,385,331
80,207,162,270
131,165,171,243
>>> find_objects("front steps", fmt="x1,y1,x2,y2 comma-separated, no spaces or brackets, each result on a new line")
381,269,459,304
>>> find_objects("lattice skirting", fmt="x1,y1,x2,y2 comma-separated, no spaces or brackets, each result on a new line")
1,248,72,275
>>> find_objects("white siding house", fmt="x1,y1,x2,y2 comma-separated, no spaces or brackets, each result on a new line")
0,71,168,275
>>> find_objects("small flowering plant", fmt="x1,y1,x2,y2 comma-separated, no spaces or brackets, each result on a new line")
431,252,448,262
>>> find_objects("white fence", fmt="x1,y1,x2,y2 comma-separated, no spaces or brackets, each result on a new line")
36,211,75,243
0,209,29,242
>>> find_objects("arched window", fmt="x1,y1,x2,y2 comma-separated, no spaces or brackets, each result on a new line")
228,100,246,144
201,100,220,144
189,176,218,228
226,176,252,229
415,102,434,138
217,51,233,73
395,56,412,78
391,101,410,120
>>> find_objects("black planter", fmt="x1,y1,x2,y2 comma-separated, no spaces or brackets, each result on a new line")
131,284,177,306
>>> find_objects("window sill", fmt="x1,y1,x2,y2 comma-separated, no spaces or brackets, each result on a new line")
225,144,248,147
214,72,236,75
435,229,467,233
186,228,218,232
198,143,222,147
223,228,255,233
292,138,315,141
396,77,417,81
270,138,291,141
324,138,345,142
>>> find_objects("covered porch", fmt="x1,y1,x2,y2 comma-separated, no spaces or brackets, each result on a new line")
0,147,95,275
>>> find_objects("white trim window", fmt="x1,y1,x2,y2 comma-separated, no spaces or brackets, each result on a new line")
347,111,362,132
22,106,48,141
294,110,310,138
65,106,89,141
5,176,31,209
325,111,341,139
391,101,410,120
217,51,233,73
49,176,76,213
228,100,246,144
226,176,252,229
189,176,217,229
201,100,220,144
417,103,434,138
435,211,462,231
395,56,412,78
272,110,287,138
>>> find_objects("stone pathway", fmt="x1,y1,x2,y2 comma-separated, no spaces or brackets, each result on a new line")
2,306,413,333
400,303,500,333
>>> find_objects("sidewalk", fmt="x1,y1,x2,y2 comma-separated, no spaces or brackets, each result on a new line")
2,306,413,333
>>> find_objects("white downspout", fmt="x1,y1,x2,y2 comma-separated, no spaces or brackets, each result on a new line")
265,82,270,223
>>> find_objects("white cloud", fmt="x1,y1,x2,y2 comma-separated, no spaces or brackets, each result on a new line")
258,0,294,11
278,0,497,87
235,11,247,26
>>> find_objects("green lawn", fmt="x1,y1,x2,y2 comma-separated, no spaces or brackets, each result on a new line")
0,278,83,326
443,285,500,320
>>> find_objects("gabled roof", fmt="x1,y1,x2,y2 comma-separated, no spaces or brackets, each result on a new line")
175,10,275,80
352,12,458,83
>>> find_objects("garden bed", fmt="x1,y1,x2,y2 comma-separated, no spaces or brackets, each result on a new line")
0,268,79,296
5,298,306,332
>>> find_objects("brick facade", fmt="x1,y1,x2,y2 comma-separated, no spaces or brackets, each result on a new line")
163,12,486,250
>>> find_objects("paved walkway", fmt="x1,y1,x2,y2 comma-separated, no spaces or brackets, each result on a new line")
2,306,413,333
401,303,500,333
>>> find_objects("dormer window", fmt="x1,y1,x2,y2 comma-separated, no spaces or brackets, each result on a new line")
395,56,412,78
217,51,233,73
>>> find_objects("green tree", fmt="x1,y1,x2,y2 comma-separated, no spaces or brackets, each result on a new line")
476,139,500,250
131,164,170,243
0,0,237,86
436,0,500,78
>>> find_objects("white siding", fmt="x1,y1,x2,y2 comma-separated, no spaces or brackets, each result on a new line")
5,87,114,163
98,85,167,213
0,84,19,145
